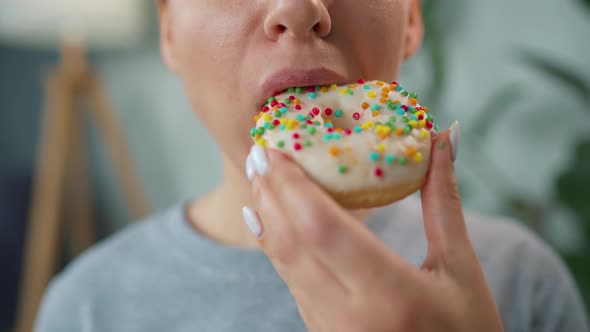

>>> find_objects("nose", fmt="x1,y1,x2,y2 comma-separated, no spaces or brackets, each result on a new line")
264,0,332,41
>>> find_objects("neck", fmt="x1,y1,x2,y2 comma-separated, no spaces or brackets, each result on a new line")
186,153,374,249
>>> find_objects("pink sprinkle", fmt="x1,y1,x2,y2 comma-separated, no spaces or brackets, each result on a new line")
272,119,280,126
274,92,280,96
278,103,286,108
426,121,433,129
418,114,424,120
327,128,334,133
271,100,278,107
262,106,270,112
295,105,302,110
312,107,320,115
357,79,365,84
401,105,408,111
292,133,300,139
289,95,295,100
306,120,313,125
352,112,361,120
345,128,352,135
308,112,315,118
375,168,383,177
307,86,315,92
294,143,302,151
392,81,399,85
325,108,333,116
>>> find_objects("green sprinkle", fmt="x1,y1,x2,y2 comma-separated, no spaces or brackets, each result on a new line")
304,140,312,147
335,109,344,118
314,121,321,126
401,116,409,123
300,124,307,129
338,165,348,174
385,154,395,164
369,152,380,162
347,89,354,95
268,96,276,103
308,127,317,135
295,87,303,94
401,91,409,97
256,127,265,135
274,111,282,117
314,85,321,91
410,92,418,99
284,99,291,104
399,157,409,165
387,103,396,111
404,125,412,135
287,87,295,93
277,141,285,148
269,124,276,130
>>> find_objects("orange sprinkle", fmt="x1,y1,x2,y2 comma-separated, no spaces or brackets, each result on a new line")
294,99,301,105
379,97,388,104
406,147,417,157
381,92,389,98
372,110,380,117
393,100,401,105
254,115,260,122
381,87,390,93
395,128,405,136
409,98,418,106
329,146,340,156
348,83,358,88
335,128,344,134
423,106,429,112
254,134,261,140
361,102,370,110
320,86,329,93
376,81,385,86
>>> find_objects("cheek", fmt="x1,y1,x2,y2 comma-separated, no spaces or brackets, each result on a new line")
172,4,259,152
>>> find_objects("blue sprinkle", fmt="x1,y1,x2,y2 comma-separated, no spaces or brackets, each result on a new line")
369,152,380,162
279,124,286,131
410,115,418,121
332,133,342,140
280,107,289,114
263,122,271,129
308,92,317,99
371,104,381,111
385,154,395,164
397,109,405,116
324,122,334,128
323,133,333,141
363,84,371,90
396,85,402,91
353,126,363,133
296,114,306,122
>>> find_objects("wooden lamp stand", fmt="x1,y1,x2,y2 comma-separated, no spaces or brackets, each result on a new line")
15,44,151,332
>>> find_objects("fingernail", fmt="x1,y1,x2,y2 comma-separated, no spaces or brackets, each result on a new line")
449,120,461,162
246,153,255,181
242,206,262,237
250,145,269,176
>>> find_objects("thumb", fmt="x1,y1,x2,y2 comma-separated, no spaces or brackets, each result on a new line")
420,121,471,267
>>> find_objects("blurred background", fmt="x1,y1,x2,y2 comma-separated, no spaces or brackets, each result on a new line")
0,0,589,331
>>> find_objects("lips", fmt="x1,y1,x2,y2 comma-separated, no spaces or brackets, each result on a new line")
257,68,348,110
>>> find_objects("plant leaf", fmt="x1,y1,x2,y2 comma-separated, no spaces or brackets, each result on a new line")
470,82,526,139
518,51,590,103
556,138,590,230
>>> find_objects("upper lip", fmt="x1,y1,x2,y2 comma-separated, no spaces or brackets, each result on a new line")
257,67,348,109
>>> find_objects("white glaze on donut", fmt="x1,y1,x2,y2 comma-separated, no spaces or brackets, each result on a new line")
251,80,438,207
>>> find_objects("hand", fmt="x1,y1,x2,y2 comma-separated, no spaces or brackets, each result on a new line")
243,123,504,332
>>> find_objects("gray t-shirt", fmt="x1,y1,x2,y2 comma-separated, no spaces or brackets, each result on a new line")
35,197,589,332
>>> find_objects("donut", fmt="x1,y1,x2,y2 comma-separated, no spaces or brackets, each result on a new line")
250,79,439,209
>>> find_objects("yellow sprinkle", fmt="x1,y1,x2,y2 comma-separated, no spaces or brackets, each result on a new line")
409,120,418,128
420,130,430,139
329,146,340,156
280,119,288,124
383,127,392,135
367,91,378,99
340,88,348,95
254,115,260,122
418,120,426,128
414,152,424,163
377,144,386,152
263,114,272,122
257,138,267,147
331,84,338,90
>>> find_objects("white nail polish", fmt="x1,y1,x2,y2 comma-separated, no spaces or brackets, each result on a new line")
250,145,269,176
450,120,461,162
242,207,262,237
246,153,255,181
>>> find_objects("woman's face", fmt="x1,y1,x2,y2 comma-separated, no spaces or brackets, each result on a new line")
159,0,423,170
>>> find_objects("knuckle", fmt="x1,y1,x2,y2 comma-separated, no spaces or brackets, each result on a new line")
269,236,300,266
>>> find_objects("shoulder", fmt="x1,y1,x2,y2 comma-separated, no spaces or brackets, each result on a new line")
379,197,589,332
34,206,182,331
